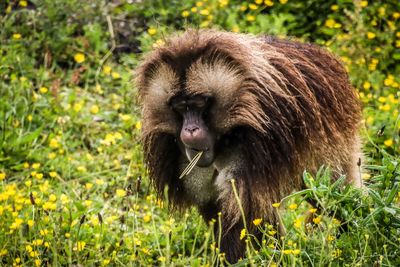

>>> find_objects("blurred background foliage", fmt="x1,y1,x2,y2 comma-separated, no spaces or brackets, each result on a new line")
0,0,399,266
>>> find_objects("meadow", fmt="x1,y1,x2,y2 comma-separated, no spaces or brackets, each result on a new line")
0,0,399,266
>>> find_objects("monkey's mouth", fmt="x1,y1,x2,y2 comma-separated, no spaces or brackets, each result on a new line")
185,147,215,167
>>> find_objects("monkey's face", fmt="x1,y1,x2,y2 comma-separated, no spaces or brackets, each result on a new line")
170,94,216,167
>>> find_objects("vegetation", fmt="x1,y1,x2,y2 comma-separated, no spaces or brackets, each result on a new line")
0,0,399,266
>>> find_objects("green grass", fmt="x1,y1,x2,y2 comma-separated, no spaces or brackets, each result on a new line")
0,0,399,266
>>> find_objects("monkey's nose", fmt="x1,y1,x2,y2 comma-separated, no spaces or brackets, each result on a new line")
185,126,199,135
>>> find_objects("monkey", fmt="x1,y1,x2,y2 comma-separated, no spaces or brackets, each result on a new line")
136,29,362,263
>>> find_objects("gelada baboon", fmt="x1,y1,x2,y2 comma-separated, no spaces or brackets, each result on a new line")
136,29,362,262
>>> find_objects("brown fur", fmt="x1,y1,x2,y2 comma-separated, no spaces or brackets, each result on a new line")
136,29,362,262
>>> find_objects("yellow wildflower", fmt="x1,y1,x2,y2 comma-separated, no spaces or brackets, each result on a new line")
0,172,5,181
32,163,41,169
103,65,112,74
89,104,99,114
279,0,288,3
384,139,393,147
116,189,126,197
360,1,368,7
294,218,302,228
19,1,28,7
147,27,157,35
111,72,120,79
289,203,298,210
240,228,246,240
246,15,256,22
325,19,336,28
264,0,274,6
272,202,280,208
367,32,376,39
143,214,151,223
253,218,262,226
13,33,22,39
74,53,85,63
182,10,190,17
313,216,322,224
40,86,48,93
331,5,339,11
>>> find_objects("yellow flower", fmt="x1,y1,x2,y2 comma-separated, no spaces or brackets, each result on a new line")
325,19,336,28
35,173,43,179
119,114,131,121
90,105,99,114
19,1,28,7
32,239,43,246
49,194,57,202
360,1,368,7
289,203,298,210
313,216,322,224
232,25,240,33
196,1,204,7
10,218,24,229
32,163,41,169
240,228,246,240
111,72,120,79
283,249,292,255
39,86,48,93
95,179,105,185
0,172,6,181
103,65,112,74
85,183,93,190
60,194,70,204
272,202,280,208
255,0,263,4
253,218,262,226
264,0,274,6
309,208,317,213
73,102,83,112
116,189,126,197
331,5,338,11
182,10,190,17
75,241,86,251
65,233,71,238
294,218,301,228
384,139,393,147
363,81,371,90
380,104,391,111
200,9,210,16
135,121,142,130
13,33,22,39
279,0,288,4
28,220,34,227
48,152,56,159
367,32,376,39
292,249,300,255
49,171,57,177
249,4,258,10
147,27,157,35
43,201,57,210
84,200,92,207
143,214,151,223
246,15,256,22
74,53,85,63
362,173,371,180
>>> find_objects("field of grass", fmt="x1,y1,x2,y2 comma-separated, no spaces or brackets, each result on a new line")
0,0,399,266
